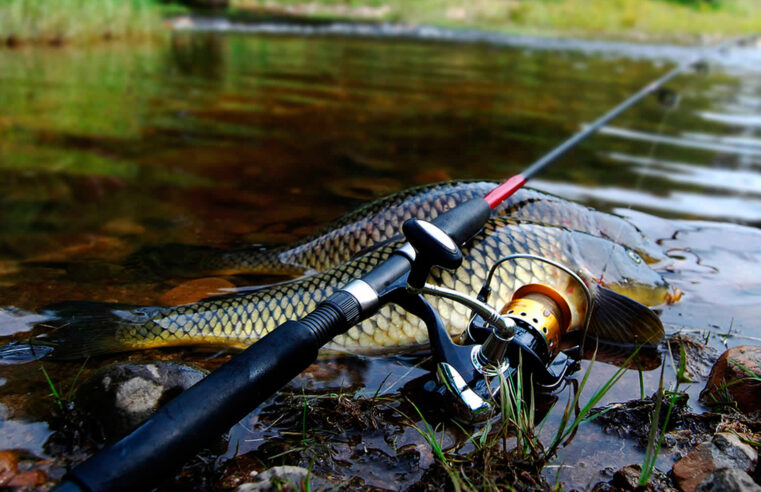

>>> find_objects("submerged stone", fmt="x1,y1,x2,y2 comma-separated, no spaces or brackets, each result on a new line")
0,450,48,488
75,361,207,442
236,466,332,492
590,464,674,491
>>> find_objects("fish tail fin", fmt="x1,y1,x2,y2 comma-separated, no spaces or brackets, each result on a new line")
1,301,164,361
586,286,664,345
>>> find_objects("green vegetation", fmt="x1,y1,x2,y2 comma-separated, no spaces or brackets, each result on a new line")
404,349,643,490
3,0,759,46
232,0,761,42
39,360,88,411
0,0,169,46
638,342,688,485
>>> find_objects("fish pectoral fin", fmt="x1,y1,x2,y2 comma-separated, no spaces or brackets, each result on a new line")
586,286,664,345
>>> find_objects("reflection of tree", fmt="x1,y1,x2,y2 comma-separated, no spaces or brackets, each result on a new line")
168,33,226,80
0,32,753,269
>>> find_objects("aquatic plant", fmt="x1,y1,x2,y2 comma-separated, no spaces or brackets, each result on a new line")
704,358,761,409
39,359,88,410
638,342,688,486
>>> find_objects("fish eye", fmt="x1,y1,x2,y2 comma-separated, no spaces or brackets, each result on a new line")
627,250,643,264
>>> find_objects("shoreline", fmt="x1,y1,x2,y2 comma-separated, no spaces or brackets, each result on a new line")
2,0,760,48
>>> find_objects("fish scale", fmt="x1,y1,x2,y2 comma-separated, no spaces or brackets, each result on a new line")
202,181,665,276
111,217,670,355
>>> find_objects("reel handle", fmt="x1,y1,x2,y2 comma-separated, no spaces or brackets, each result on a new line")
402,219,463,289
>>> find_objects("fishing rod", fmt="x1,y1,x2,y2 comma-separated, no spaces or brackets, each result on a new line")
54,35,754,492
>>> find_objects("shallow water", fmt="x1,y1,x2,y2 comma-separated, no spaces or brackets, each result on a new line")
1,26,760,489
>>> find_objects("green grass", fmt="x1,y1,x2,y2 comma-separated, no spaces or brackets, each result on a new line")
0,0,169,46
639,341,688,486
232,0,761,42
405,347,642,490
39,359,88,411
5,0,759,46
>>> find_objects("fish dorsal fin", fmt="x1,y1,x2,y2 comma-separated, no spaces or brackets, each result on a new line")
587,286,664,345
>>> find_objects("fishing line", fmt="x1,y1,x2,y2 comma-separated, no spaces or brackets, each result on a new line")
599,64,687,275
484,34,756,211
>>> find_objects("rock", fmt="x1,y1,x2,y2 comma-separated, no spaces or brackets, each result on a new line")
700,345,761,413
672,442,714,492
671,432,757,492
613,464,644,490
711,433,757,471
696,468,761,491
75,361,207,441
158,277,236,306
0,450,47,488
591,464,674,491
236,466,331,492
102,218,145,236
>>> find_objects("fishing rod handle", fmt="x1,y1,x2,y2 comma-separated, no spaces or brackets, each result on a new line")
57,293,362,492
431,197,491,245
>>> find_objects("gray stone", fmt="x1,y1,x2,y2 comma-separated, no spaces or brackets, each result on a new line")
75,361,207,441
672,433,758,492
711,432,757,471
236,466,331,492
696,468,761,492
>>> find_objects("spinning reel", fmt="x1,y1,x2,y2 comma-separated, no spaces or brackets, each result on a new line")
400,218,593,421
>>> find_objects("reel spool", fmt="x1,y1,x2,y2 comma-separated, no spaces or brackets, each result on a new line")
501,283,572,360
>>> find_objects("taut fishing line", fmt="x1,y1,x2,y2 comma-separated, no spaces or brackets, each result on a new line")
599,62,687,276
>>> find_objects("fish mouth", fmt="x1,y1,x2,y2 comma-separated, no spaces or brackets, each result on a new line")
602,280,675,308
666,288,683,304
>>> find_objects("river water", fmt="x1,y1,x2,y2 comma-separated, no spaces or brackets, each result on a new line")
1,23,760,489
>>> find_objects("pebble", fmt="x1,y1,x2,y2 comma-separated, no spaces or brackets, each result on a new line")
701,345,761,413
75,361,207,441
0,450,47,488
590,464,673,491
235,466,331,491
696,468,761,491
671,432,757,492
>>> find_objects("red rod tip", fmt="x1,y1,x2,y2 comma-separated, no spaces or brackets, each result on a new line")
484,175,527,209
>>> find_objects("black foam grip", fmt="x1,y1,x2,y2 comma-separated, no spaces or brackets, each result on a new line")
432,197,491,245
62,301,354,492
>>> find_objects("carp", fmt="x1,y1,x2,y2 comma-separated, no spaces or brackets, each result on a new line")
14,217,674,360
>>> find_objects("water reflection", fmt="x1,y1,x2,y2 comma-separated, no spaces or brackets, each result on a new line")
608,152,761,195
534,180,761,221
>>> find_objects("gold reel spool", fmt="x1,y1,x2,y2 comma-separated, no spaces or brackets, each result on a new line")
501,284,572,357
483,253,594,355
